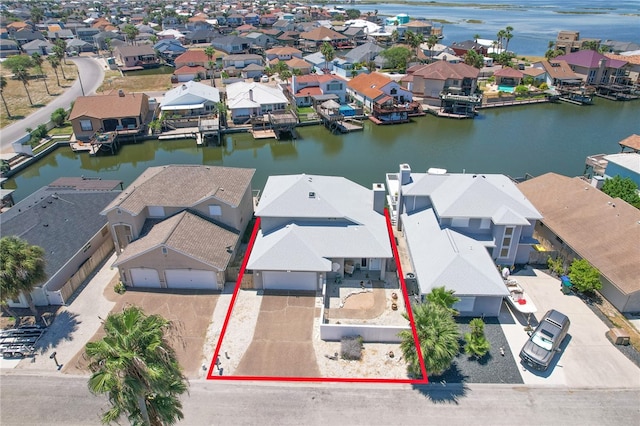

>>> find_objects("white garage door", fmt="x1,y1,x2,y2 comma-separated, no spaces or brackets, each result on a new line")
130,268,161,288
165,269,217,289
262,271,316,291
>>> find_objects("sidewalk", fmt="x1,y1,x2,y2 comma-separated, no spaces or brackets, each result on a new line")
0,253,118,374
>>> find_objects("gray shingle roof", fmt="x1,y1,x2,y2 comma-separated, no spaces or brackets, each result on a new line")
0,187,120,286
103,165,255,215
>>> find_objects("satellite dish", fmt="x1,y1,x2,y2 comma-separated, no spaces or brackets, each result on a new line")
332,263,341,272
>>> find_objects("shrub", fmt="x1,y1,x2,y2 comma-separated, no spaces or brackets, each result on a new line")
515,85,528,94
547,255,565,276
114,281,126,294
464,318,490,358
539,82,548,90
51,108,67,127
341,335,363,360
568,259,602,295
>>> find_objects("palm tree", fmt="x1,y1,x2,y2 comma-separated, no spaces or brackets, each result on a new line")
53,39,68,66
426,286,460,314
31,53,50,95
426,35,438,61
85,306,188,426
320,41,334,73
48,56,62,86
464,318,490,358
204,47,216,85
123,24,139,45
14,66,33,106
0,236,47,321
399,301,460,377
496,29,506,51
391,29,399,45
473,34,481,43
504,26,514,51
0,75,12,118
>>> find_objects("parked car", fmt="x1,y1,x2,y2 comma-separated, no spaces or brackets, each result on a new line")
260,75,269,83
253,75,261,82
519,309,570,371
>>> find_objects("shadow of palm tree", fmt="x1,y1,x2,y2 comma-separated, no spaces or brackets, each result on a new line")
34,310,81,355
411,365,469,403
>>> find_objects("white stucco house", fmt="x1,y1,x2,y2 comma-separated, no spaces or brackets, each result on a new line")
160,81,220,116
247,174,393,291
387,164,542,316
225,81,289,124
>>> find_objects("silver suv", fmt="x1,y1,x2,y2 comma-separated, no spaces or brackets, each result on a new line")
519,309,570,371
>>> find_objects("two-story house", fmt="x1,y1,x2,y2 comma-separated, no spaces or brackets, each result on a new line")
288,74,348,106
102,165,255,290
387,163,542,316
555,50,628,85
403,61,481,117
113,44,159,69
247,174,392,291
266,46,304,62
225,81,289,124
347,72,419,123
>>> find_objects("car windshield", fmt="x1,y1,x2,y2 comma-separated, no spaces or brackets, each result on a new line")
531,330,554,351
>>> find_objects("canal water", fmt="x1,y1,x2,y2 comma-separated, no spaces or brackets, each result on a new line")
4,98,640,202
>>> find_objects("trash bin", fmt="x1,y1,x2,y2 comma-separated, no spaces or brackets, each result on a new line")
561,275,572,294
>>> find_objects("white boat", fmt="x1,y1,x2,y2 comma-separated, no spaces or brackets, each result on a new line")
505,280,537,314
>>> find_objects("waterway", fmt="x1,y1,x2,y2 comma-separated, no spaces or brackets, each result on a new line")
344,0,640,56
4,98,639,203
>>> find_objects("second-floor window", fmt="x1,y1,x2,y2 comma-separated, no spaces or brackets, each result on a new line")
209,205,222,216
500,226,514,258
80,120,93,131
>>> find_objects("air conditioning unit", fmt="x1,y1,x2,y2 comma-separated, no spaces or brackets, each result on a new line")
607,328,630,345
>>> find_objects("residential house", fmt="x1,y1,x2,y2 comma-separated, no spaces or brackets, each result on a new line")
0,178,121,308
68,90,150,141
421,43,459,62
555,31,600,54
533,59,582,88
343,41,384,65
402,20,433,37
606,53,640,84
11,29,44,47
156,29,186,42
277,31,301,46
244,13,261,26
266,46,303,62
347,72,418,123
21,39,55,55
185,29,218,45
174,49,210,69
47,29,74,42
160,81,220,116
227,14,244,28
211,35,250,54
522,67,547,86
173,65,208,82
244,32,276,49
247,174,392,291
102,165,255,290
225,81,289,124
403,61,481,116
288,74,348,106
283,57,312,75
260,14,279,27
388,164,542,316
154,39,187,61
449,40,488,57
0,39,20,57
222,53,263,70
518,173,640,313
601,152,640,188
300,26,347,48
113,44,159,69
555,50,628,85
493,66,524,87
93,32,125,51
272,19,295,32
66,38,93,54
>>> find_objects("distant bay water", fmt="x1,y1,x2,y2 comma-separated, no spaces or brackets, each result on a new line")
340,0,640,56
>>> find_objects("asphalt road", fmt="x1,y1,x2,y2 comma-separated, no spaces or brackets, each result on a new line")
1,373,638,425
0,56,105,154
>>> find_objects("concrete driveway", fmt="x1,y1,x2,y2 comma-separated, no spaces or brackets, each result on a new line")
501,267,640,387
234,291,320,377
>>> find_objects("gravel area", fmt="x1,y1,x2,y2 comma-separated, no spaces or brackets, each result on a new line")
429,303,524,385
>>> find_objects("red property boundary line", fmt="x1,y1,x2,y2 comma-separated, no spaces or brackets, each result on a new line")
207,210,428,384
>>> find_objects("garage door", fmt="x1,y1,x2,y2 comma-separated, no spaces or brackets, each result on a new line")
262,271,316,291
165,269,217,289
130,268,161,288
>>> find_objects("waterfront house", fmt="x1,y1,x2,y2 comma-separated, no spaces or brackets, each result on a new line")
174,49,209,69
69,91,150,141
160,81,220,117
102,165,255,290
518,173,640,313
533,59,582,88
449,40,487,58
493,66,524,87
555,50,628,85
287,74,348,106
247,174,392,291
300,26,347,48
347,72,417,123
606,53,640,84
225,81,289,124
154,39,187,61
602,152,640,188
1,178,121,308
387,164,542,316
113,45,159,70
403,61,481,117
555,31,600,54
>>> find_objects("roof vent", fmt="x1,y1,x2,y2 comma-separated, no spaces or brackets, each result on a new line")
309,191,315,198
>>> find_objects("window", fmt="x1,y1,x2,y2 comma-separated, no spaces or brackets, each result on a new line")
209,205,222,216
390,88,397,95
500,248,509,257
148,206,165,217
360,258,367,267
80,120,93,131
451,217,469,228
453,297,475,312
480,218,491,229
